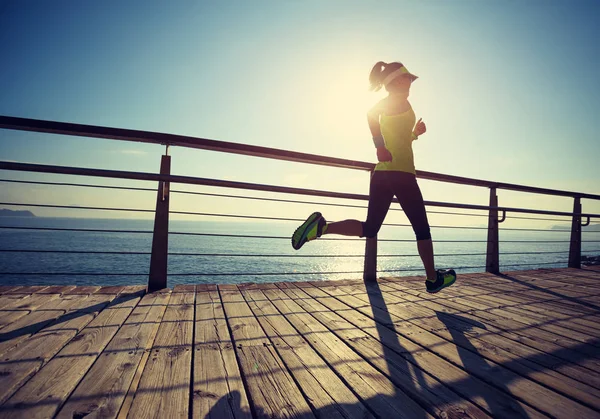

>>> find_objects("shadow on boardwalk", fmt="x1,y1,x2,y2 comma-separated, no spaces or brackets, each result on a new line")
205,280,556,418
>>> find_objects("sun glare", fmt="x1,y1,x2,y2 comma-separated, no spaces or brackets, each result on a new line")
313,65,387,158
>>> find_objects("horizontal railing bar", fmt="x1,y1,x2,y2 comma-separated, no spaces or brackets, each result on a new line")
0,178,155,192
0,116,373,171
0,178,491,218
0,226,153,234
506,215,572,222
0,202,153,213
0,203,576,233
2,225,596,242
2,161,599,219
0,273,147,276
0,249,151,254
502,261,568,267
2,115,599,199
0,201,585,232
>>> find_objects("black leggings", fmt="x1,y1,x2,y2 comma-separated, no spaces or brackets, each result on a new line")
361,171,431,240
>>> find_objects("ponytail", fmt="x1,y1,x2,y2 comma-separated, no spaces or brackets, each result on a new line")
369,61,387,91
369,61,406,91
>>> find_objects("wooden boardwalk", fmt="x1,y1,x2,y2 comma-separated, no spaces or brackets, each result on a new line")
0,267,599,418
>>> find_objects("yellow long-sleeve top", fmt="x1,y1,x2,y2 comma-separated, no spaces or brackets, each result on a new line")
375,106,417,174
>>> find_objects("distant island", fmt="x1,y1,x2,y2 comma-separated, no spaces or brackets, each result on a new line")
0,209,36,217
551,223,600,232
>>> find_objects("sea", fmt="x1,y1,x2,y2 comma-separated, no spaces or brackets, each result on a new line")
0,217,598,287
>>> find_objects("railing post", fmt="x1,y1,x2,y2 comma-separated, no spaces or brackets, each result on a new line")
148,151,171,292
486,187,500,274
364,237,377,281
364,170,377,281
568,196,581,269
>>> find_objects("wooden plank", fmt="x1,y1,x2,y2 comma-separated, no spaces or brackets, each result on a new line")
0,294,99,357
4,286,48,295
318,281,599,419
219,286,315,418
126,292,195,419
262,287,434,419
0,294,30,311
272,285,490,419
0,292,142,419
0,293,60,331
55,292,170,419
94,286,127,294
431,306,600,381
242,288,374,419
392,298,600,409
0,286,22,295
63,286,102,295
388,281,600,402
431,289,600,365
291,283,544,418
0,293,116,404
470,294,600,347
193,289,252,419
173,285,196,293
400,288,600,376
519,300,600,332
35,286,76,294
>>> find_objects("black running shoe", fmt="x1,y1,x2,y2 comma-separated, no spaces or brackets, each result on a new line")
292,212,326,250
425,269,457,293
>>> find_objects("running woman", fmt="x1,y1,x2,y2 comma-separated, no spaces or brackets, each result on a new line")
291,61,456,293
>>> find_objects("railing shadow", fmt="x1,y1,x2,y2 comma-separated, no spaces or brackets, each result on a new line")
0,290,144,345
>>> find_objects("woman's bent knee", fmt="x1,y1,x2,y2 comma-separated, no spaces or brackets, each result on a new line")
415,228,431,241
361,221,380,238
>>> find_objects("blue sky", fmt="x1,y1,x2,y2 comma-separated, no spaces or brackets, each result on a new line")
0,0,599,226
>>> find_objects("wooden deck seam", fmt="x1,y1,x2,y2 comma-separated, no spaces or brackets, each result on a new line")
116,291,172,419
216,285,260,419
188,286,197,419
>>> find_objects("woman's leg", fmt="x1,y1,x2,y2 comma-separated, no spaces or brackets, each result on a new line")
324,171,393,238
393,173,437,281
417,239,436,282
324,220,363,236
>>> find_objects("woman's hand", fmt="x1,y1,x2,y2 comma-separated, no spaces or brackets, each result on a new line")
413,118,426,137
376,147,393,162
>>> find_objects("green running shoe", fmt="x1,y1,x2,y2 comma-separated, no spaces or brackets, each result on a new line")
425,269,457,293
292,212,326,250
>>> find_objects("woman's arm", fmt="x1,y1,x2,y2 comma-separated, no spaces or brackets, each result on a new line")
367,99,392,162
367,99,385,138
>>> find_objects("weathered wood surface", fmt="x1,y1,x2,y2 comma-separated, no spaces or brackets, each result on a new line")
0,267,598,418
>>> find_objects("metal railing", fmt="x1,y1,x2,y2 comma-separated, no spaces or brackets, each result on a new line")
1,115,599,291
